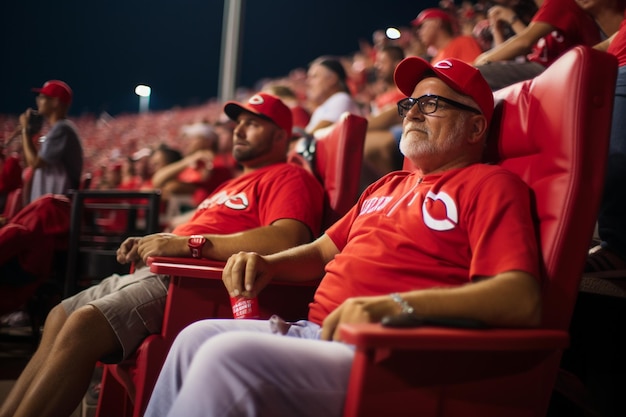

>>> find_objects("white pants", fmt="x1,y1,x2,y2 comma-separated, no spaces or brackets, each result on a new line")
144,318,355,417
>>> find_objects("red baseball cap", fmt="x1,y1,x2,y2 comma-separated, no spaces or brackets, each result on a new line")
411,8,453,27
224,92,293,136
394,56,494,125
32,80,73,104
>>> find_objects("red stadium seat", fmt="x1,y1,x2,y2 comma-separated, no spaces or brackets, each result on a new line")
338,46,616,417
1,187,23,221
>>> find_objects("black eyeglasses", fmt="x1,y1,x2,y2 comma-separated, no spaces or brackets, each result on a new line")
397,95,481,117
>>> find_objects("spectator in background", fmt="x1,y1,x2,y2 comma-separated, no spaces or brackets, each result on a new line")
117,147,153,190
151,122,234,211
486,0,539,49
95,162,122,190
145,144,183,191
362,45,406,183
584,0,626,273
19,80,84,204
304,56,362,135
473,0,601,90
412,7,484,64
263,83,311,136
213,119,240,174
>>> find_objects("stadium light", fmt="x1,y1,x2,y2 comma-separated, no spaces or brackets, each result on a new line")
386,27,401,40
135,84,151,113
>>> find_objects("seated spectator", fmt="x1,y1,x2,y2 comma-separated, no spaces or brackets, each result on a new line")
362,45,406,183
585,2,626,273
412,7,484,64
473,0,601,90
0,92,325,417
263,83,311,135
95,162,122,190
486,0,539,50
213,119,239,175
117,148,152,190
303,56,362,135
143,57,542,417
151,122,233,209
140,144,182,191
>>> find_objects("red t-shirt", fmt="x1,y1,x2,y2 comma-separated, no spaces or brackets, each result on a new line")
607,10,626,66
527,0,600,66
172,162,324,238
373,88,405,114
0,155,23,194
431,35,484,64
308,164,541,325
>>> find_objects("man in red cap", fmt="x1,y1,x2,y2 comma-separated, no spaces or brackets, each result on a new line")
19,80,84,204
0,92,325,417
412,7,483,64
142,58,542,417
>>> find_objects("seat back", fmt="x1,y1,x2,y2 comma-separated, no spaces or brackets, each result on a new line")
64,189,162,297
486,46,616,330
2,187,23,220
289,112,368,231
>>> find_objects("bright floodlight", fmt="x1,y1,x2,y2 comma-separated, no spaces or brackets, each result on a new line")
386,27,401,40
135,84,151,113
135,85,151,97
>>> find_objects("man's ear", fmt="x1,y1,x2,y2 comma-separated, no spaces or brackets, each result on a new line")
467,114,489,144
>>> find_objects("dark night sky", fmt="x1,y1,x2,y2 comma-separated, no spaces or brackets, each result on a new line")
1,0,437,117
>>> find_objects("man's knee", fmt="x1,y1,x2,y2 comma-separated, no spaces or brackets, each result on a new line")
58,305,118,352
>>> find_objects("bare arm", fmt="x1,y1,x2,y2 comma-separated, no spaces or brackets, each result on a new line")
222,233,340,297
133,218,314,265
366,106,402,131
18,110,44,168
321,270,542,341
151,150,214,188
474,21,554,66
306,120,334,135
594,32,617,52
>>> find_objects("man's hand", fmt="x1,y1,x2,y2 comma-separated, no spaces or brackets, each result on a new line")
116,237,142,264
18,109,31,130
487,5,516,27
222,251,274,298
321,295,399,342
136,233,186,262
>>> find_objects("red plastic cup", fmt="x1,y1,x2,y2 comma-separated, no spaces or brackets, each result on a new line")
230,296,260,319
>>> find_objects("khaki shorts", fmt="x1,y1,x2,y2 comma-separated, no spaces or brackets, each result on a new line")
61,266,169,363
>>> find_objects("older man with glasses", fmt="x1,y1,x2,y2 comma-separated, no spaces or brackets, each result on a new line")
144,58,542,417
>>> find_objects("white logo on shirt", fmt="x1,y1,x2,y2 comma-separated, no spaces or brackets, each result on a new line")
359,196,393,214
422,191,458,231
197,191,249,211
